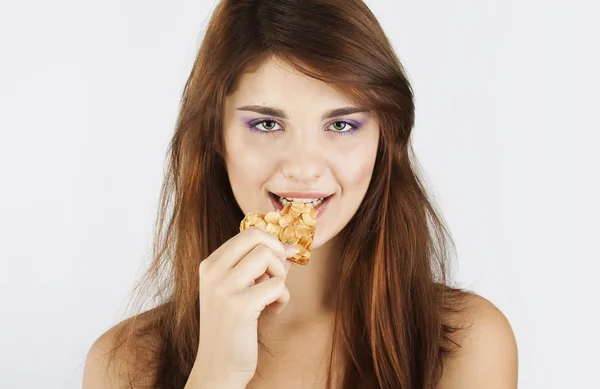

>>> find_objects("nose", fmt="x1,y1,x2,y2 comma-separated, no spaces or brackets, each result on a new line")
281,135,326,182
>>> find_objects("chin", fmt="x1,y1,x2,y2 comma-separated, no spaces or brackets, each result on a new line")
310,235,327,250
310,226,340,251
310,207,348,252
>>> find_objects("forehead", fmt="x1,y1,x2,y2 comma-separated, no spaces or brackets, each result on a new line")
227,57,356,111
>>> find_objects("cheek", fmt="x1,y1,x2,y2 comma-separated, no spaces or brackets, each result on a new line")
225,127,278,162
332,143,378,192
346,158,376,193
356,156,377,184
227,150,264,177
224,132,276,188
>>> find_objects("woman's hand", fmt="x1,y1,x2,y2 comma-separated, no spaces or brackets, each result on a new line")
185,227,297,388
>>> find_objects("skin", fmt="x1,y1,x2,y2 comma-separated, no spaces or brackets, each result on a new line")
222,56,380,333
82,56,518,389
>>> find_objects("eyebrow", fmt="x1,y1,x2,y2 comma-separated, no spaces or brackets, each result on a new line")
236,105,369,120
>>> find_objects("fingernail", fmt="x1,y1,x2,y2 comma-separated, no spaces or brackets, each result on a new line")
285,244,300,257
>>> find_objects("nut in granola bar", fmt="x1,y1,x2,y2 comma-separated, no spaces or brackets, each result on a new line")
239,202,316,265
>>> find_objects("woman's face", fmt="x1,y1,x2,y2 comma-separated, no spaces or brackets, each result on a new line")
222,57,379,249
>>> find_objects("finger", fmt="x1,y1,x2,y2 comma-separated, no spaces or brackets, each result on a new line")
254,259,292,287
228,245,286,289
254,273,270,285
268,299,287,315
284,260,293,273
243,276,290,314
252,256,295,286
210,227,287,271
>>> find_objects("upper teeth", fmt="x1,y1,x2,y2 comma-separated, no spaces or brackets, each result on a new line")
277,196,325,206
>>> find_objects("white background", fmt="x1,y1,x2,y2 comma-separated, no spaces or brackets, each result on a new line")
0,0,591,388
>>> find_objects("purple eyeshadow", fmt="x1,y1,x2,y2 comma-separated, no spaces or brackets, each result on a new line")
242,116,365,136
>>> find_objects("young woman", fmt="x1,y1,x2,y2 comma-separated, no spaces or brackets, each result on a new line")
83,1,517,388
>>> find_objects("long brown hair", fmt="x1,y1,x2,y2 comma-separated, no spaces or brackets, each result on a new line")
107,0,466,388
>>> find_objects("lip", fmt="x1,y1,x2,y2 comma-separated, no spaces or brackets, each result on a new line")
268,192,333,218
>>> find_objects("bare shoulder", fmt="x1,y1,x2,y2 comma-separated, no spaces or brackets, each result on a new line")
82,322,127,389
82,308,162,389
438,293,518,389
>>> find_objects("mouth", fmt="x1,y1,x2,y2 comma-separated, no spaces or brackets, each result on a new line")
268,191,334,218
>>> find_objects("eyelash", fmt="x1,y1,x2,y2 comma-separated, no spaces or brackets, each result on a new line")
246,118,361,137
